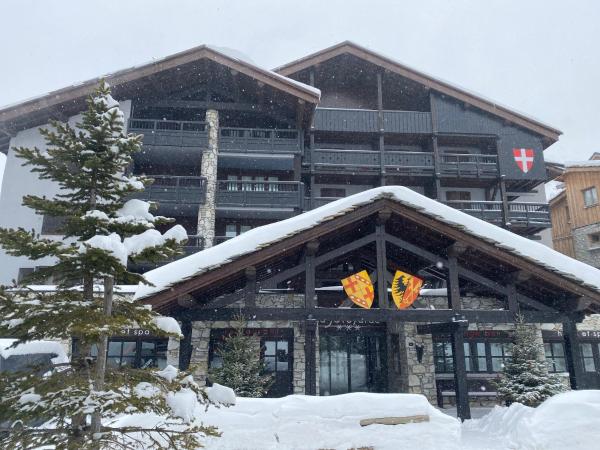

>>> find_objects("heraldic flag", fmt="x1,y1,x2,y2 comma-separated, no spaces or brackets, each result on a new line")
341,270,374,309
391,270,423,309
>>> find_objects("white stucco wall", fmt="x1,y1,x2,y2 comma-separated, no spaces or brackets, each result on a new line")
0,100,131,285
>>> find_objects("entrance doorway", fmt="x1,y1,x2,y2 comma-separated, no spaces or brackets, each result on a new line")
319,329,386,395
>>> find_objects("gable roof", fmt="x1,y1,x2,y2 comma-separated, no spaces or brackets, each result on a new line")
275,41,561,144
136,186,600,310
0,45,321,146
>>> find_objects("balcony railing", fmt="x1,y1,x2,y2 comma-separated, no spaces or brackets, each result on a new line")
313,108,432,134
128,119,300,153
306,149,434,175
216,180,304,209
128,119,208,148
132,175,207,205
304,196,340,210
219,127,301,154
443,201,551,228
439,153,499,178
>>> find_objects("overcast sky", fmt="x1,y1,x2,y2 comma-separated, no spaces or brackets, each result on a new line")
2,0,599,162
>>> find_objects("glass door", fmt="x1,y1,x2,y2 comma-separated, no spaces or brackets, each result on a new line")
319,331,386,395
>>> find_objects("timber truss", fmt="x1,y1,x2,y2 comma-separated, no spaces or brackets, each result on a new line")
142,198,600,419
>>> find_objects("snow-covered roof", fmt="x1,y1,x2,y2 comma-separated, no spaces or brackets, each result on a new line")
564,160,600,169
135,186,600,301
0,339,69,364
0,45,320,124
545,180,565,202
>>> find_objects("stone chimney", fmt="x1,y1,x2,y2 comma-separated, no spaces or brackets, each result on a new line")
196,109,219,248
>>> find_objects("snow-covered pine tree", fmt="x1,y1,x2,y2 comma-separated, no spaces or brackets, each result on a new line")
209,317,273,397
495,316,568,407
0,82,220,449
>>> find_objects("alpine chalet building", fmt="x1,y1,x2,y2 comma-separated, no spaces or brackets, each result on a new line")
1,42,600,419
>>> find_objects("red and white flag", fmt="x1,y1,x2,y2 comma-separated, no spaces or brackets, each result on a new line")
513,148,534,173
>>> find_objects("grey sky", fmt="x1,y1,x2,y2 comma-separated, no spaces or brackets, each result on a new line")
1,0,599,162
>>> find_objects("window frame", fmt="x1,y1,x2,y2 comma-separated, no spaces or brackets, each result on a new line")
582,186,599,208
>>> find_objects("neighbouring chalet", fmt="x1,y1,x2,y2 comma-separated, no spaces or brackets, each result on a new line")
133,187,600,420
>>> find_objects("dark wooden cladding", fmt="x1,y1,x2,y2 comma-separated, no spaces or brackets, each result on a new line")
313,108,432,134
128,119,301,154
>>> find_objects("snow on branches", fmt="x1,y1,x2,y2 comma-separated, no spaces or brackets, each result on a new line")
0,81,220,449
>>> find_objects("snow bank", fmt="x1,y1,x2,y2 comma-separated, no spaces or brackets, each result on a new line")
201,393,459,450
0,339,69,364
206,383,236,406
136,186,600,300
464,390,600,449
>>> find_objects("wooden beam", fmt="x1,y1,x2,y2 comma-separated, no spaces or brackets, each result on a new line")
179,307,572,323
563,319,585,389
451,320,471,420
260,233,377,289
446,244,462,310
244,266,257,307
376,211,391,308
305,241,319,309
178,319,193,371
304,318,317,395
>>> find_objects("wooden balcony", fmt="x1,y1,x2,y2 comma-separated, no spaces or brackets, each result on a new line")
128,119,208,148
216,180,304,210
306,149,434,175
219,127,301,154
313,108,432,134
443,201,551,228
128,119,301,154
439,153,499,178
132,175,207,205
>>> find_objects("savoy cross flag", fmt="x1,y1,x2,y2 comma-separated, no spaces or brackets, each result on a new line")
513,148,535,173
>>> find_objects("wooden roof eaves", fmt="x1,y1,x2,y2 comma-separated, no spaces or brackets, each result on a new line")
0,46,320,125
143,197,600,312
275,42,561,143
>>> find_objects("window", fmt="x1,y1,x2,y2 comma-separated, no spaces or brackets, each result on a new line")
41,215,66,234
321,188,346,198
262,339,289,372
583,187,598,207
589,233,600,247
434,339,511,373
225,224,238,238
445,191,472,202
434,342,454,373
490,342,512,372
581,343,596,372
89,339,167,370
544,342,566,372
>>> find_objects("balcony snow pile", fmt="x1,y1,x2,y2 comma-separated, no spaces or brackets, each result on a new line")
0,339,69,365
135,186,600,300
463,390,600,450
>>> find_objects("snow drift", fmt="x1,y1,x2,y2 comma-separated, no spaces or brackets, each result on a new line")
464,390,600,449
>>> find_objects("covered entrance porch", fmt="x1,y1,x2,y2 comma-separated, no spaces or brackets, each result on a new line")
138,188,600,420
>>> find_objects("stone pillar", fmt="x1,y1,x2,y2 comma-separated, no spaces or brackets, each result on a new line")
197,109,219,247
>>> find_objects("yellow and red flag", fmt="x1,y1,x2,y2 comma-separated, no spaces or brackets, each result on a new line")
391,270,423,309
341,270,374,309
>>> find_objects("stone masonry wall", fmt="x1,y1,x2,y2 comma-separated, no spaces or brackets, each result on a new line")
196,109,218,247
572,223,600,268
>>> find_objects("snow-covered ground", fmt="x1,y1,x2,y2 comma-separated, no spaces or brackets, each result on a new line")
153,390,600,449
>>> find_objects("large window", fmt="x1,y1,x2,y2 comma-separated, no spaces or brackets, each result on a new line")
544,342,567,372
445,191,472,202
89,338,168,370
583,187,598,207
581,343,597,372
433,339,512,373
